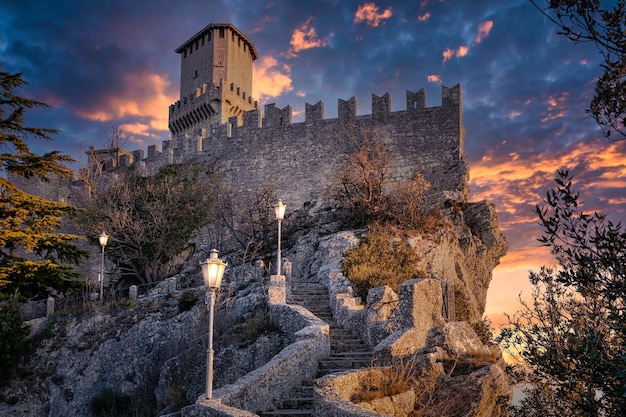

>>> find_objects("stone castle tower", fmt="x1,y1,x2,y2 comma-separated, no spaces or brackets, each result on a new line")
168,23,259,138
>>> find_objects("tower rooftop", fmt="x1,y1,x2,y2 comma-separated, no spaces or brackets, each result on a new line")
175,22,258,61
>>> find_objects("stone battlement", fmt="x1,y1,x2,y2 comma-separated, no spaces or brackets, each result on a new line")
109,84,467,212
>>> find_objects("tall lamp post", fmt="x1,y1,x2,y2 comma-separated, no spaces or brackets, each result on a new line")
98,231,108,302
274,199,286,276
200,249,227,401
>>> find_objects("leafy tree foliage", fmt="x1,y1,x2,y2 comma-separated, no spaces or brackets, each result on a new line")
0,70,87,299
531,0,626,141
81,162,218,285
497,169,626,416
0,296,29,387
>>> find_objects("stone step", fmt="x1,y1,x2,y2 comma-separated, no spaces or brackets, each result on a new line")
281,397,314,408
319,357,372,369
258,410,313,417
260,280,373,416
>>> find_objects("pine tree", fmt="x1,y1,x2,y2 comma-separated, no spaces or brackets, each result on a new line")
0,70,88,299
0,296,29,386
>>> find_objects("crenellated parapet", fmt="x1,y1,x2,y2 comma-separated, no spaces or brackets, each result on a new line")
105,84,466,211
168,79,259,137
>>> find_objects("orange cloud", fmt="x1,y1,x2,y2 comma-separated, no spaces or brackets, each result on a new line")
475,138,626,336
288,17,329,58
75,71,175,136
474,20,493,44
354,3,393,27
540,92,569,122
252,56,294,102
443,46,469,62
418,12,431,22
443,21,493,63
427,74,441,83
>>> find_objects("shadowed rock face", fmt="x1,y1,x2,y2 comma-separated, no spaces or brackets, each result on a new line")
1,192,508,417
1,277,288,417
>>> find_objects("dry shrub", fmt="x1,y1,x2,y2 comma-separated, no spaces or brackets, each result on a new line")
381,174,451,234
351,361,416,403
341,223,425,299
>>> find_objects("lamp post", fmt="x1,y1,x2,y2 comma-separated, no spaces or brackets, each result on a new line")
274,199,286,276
200,249,227,401
98,231,108,302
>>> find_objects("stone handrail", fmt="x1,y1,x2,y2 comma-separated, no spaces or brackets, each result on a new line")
177,277,330,417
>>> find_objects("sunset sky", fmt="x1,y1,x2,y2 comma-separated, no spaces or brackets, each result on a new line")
2,0,625,325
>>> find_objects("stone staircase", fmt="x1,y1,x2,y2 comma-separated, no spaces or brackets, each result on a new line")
258,281,373,417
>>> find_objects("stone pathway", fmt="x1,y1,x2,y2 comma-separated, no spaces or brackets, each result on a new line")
258,281,373,417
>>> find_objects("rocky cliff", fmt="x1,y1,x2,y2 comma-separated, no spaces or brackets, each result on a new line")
0,198,510,417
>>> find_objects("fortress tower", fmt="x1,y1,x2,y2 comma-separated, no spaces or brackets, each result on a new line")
168,23,258,138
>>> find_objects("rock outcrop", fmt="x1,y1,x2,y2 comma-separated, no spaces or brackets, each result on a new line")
1,199,510,416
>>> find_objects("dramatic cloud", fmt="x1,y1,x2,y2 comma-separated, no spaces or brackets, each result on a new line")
75,71,175,142
353,3,393,27
252,56,294,102
287,17,329,58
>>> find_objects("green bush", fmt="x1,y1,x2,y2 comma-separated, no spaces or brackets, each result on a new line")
177,291,199,312
0,296,29,387
89,387,131,417
341,223,424,299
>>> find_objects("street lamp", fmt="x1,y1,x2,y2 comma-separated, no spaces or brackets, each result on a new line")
200,249,227,401
274,199,286,276
98,231,108,302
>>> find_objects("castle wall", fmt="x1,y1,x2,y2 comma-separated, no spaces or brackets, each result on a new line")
132,85,467,212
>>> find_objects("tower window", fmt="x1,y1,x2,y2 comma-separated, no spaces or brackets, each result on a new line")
230,83,234,91
208,31,211,41
219,28,224,38
237,87,240,95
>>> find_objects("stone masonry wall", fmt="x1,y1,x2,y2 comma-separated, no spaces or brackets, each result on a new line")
123,84,467,213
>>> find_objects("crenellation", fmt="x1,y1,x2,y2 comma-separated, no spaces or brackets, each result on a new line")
372,93,391,120
305,101,325,123
132,149,144,163
442,84,462,107
406,89,426,111
263,103,293,127
338,97,357,120
242,108,262,129
119,153,132,169
147,144,160,159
